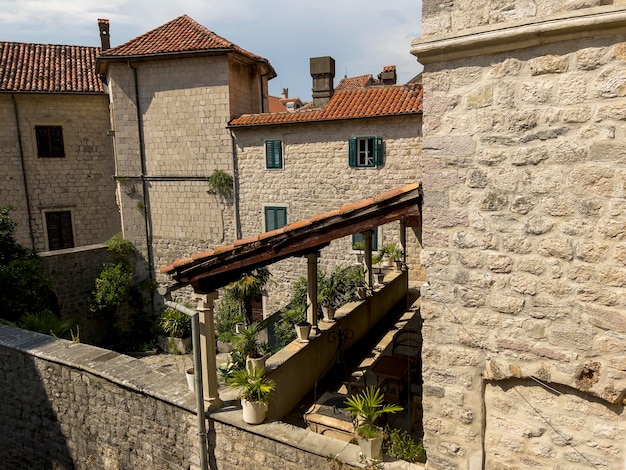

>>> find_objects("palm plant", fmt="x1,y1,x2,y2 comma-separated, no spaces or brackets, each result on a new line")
233,322,263,358
226,267,271,327
344,386,403,438
229,365,276,403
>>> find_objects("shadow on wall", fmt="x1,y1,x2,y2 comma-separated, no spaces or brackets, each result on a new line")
0,330,73,468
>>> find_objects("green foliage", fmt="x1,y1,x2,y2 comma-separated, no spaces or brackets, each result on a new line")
104,232,135,259
0,207,57,323
228,365,276,403
385,427,425,463
320,265,361,309
90,262,133,312
215,290,243,337
158,307,192,338
233,322,263,357
225,267,271,326
207,169,234,198
344,386,403,438
19,311,78,338
274,306,305,346
352,240,365,251
385,243,404,262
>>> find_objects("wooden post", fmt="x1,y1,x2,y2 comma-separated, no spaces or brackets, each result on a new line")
194,291,222,410
307,252,319,336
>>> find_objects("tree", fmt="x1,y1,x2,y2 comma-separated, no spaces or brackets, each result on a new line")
0,207,57,323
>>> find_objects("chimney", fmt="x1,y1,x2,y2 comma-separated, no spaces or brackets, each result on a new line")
98,19,110,51
310,56,335,108
379,65,397,85
280,88,289,99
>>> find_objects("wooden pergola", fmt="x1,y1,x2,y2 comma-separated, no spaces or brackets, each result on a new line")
160,182,421,409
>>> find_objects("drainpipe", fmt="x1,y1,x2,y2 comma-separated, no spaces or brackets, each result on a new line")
229,130,242,239
159,291,209,470
11,94,36,249
128,61,155,309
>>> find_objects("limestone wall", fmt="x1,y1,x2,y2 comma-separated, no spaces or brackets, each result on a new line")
422,0,623,38
106,57,239,279
233,115,423,310
0,93,119,251
414,3,626,469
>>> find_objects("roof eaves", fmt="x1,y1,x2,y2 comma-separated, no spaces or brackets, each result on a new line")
227,110,422,128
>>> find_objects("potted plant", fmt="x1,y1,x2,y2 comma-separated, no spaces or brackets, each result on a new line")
385,243,404,271
229,365,276,424
295,320,311,342
185,367,195,392
344,386,403,460
319,267,347,322
233,322,267,370
371,253,386,285
157,307,192,354
353,240,365,264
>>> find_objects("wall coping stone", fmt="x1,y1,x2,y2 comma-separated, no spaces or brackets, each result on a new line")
411,5,626,64
211,405,425,469
38,243,108,257
0,325,197,412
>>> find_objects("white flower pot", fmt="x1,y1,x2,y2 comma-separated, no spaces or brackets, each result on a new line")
246,355,266,372
358,435,384,460
322,306,336,322
295,323,311,342
185,367,195,392
241,399,268,425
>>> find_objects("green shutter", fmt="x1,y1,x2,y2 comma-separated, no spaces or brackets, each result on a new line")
348,138,357,167
275,141,282,168
374,137,384,166
265,141,273,168
265,206,287,231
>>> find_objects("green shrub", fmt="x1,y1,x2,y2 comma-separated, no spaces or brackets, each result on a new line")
90,262,133,312
158,307,192,338
385,427,425,463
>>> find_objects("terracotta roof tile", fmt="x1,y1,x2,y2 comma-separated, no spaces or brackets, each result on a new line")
229,84,422,127
335,74,373,90
0,42,103,93
99,15,267,66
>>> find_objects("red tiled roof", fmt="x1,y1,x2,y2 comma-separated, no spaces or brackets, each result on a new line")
229,84,422,127
0,42,103,93
268,96,287,113
98,15,273,74
335,74,373,90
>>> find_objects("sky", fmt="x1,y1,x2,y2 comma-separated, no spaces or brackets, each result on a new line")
0,0,423,102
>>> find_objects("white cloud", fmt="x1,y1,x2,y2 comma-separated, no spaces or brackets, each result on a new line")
0,0,423,99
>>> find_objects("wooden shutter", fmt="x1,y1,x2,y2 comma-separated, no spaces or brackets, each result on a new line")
348,138,357,167
374,137,385,166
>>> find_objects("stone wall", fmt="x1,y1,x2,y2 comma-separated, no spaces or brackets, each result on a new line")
233,115,424,311
0,325,403,470
106,56,243,283
0,93,119,251
40,244,115,343
413,3,626,469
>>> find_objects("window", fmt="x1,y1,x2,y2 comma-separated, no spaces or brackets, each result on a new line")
265,140,283,169
348,137,384,167
46,211,74,250
264,206,287,231
352,230,378,251
35,126,65,158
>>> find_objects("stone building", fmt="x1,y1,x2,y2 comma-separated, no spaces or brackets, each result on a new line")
229,57,424,311
95,15,276,280
412,2,626,469
0,41,119,252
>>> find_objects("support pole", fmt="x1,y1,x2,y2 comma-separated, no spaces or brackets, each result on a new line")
400,220,407,265
364,230,374,290
307,252,320,336
162,298,208,470
194,292,223,410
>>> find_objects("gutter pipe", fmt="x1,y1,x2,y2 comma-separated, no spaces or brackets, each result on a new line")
11,94,36,249
162,298,209,470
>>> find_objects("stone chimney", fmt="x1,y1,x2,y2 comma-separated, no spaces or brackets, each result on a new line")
310,56,335,108
98,19,110,51
281,88,289,99
379,65,397,85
